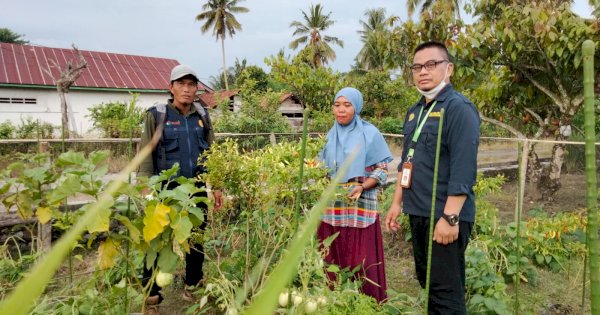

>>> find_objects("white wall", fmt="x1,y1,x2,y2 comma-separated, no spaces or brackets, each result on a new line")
0,87,167,137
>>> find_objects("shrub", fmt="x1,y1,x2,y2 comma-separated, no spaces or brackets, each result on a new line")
15,117,56,139
212,83,293,150
0,121,15,139
376,117,404,135
236,65,269,92
86,101,143,138
308,109,332,133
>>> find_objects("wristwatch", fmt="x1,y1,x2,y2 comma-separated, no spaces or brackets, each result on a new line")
442,213,460,226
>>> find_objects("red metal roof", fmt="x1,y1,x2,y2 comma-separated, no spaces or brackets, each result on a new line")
0,43,209,91
197,89,240,108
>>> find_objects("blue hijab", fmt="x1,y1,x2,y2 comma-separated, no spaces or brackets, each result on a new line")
323,87,392,182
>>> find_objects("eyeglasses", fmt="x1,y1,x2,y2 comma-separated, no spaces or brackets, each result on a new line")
410,60,449,73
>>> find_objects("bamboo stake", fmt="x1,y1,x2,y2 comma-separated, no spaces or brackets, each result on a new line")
293,106,309,222
514,139,529,314
425,108,445,314
582,39,599,314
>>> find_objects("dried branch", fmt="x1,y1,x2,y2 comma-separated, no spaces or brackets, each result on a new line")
517,68,566,112
480,113,526,139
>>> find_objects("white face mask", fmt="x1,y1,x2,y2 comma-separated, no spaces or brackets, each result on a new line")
416,64,449,99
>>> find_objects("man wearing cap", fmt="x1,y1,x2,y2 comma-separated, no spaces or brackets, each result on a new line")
138,65,222,313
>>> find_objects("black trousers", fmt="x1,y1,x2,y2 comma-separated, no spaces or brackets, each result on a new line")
143,182,208,300
409,215,473,315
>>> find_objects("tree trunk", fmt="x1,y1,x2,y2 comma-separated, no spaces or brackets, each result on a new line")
58,89,69,139
536,141,565,201
43,45,86,139
37,141,52,252
221,37,229,90
526,142,542,183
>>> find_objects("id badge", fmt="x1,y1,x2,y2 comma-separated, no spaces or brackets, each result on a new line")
400,161,413,189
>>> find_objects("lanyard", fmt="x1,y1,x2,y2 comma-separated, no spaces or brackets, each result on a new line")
406,101,437,160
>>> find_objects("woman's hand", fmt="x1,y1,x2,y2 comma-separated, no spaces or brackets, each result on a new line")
348,185,364,200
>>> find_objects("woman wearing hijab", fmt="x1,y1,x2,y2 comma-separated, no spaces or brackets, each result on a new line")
318,87,393,303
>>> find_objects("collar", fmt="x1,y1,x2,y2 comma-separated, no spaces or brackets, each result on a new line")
418,84,453,107
167,99,197,116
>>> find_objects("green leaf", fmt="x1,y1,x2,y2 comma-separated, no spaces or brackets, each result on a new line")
574,53,582,68
322,231,339,248
86,205,112,233
157,246,178,273
48,174,82,204
57,151,86,166
111,181,139,198
16,191,34,219
23,167,47,184
0,182,10,195
188,207,205,226
326,264,340,273
146,247,157,270
90,164,109,179
89,150,110,165
115,214,141,244
535,254,544,265
171,214,193,244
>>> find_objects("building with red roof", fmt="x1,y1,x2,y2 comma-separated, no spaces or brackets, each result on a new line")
0,43,211,136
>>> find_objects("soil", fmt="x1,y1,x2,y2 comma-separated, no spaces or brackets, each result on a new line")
486,172,589,222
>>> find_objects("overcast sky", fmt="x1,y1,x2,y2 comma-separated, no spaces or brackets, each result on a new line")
1,0,593,86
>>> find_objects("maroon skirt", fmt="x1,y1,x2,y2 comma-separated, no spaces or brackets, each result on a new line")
317,215,387,303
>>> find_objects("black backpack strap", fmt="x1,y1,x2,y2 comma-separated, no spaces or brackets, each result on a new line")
148,104,168,174
193,102,214,145
153,104,167,131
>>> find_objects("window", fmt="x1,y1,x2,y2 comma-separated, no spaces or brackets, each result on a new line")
0,97,37,104
282,112,303,118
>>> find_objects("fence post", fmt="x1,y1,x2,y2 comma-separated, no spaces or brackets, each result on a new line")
37,141,52,252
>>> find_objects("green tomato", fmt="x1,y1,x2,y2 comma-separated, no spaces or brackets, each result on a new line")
292,294,303,306
317,296,327,306
278,292,289,307
155,270,174,288
305,300,318,314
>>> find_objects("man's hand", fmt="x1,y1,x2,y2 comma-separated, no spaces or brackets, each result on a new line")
212,190,223,210
433,218,459,245
385,203,403,232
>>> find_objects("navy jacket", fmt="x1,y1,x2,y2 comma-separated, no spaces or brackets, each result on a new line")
149,104,209,178
398,84,480,222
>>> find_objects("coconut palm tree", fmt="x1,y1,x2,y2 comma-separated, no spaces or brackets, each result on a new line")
356,8,399,71
196,0,249,90
407,0,462,20
289,4,344,68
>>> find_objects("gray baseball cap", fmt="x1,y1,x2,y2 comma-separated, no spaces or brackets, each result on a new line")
170,65,199,82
